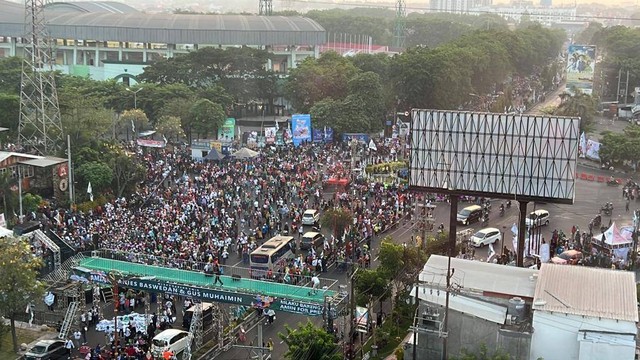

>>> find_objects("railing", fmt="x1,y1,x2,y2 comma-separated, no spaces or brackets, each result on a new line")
196,311,260,360
89,250,338,295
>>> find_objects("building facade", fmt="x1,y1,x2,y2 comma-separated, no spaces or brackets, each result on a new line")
0,0,326,83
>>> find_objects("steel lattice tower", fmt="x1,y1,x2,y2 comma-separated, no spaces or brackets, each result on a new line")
19,0,63,155
393,0,406,49
259,0,272,15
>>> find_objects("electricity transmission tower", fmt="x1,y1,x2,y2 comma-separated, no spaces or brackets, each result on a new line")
19,0,64,155
259,0,273,15
393,0,406,49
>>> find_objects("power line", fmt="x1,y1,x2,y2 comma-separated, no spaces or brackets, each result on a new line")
291,0,640,22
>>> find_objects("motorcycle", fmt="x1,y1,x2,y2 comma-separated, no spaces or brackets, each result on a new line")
506,200,511,209
499,204,505,217
600,202,613,216
607,179,621,187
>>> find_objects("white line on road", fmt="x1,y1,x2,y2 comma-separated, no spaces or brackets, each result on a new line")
232,260,243,267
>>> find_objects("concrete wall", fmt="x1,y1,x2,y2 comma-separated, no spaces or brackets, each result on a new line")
530,311,637,360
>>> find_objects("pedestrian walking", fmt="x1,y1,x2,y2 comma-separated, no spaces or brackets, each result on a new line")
213,264,224,286
64,338,74,355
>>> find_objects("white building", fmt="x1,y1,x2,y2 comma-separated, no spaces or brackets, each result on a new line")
429,0,475,14
530,264,638,360
475,5,577,26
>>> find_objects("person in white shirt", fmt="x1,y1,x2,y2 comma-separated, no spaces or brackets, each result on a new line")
64,338,74,355
73,329,82,348
309,275,320,295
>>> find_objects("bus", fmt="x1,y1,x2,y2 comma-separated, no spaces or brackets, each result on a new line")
250,236,296,279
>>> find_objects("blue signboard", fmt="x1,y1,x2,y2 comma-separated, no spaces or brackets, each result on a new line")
324,127,334,142
312,128,324,142
291,114,312,147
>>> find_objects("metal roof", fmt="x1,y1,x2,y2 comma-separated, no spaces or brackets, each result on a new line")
46,1,139,14
533,264,638,322
413,285,508,324
0,0,325,46
421,255,538,299
19,156,67,168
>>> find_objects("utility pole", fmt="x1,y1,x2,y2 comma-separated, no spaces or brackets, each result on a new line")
392,0,406,49
441,196,457,360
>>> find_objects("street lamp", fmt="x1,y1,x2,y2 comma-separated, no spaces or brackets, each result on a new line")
126,87,143,109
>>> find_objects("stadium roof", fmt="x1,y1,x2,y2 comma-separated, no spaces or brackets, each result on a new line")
0,0,325,46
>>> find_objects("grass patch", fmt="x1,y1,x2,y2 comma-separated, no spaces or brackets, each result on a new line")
0,327,41,360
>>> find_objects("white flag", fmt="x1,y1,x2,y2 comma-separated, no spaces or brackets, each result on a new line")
368,139,377,151
579,132,587,158
87,182,93,202
131,119,136,134
275,121,279,130
162,134,168,145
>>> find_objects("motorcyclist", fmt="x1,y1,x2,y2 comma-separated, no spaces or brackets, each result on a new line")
499,203,505,215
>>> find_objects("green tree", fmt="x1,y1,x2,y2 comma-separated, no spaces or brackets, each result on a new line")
0,93,20,135
284,52,358,113
320,208,353,238
354,268,388,306
189,99,226,139
76,161,114,194
554,91,598,133
0,57,24,94
155,115,185,142
278,320,341,360
22,193,43,213
0,237,44,352
59,87,115,146
120,109,150,136
451,344,511,360
109,147,145,197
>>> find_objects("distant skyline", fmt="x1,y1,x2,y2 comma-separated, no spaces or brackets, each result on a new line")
492,0,635,4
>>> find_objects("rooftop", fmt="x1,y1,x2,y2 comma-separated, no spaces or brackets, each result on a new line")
532,264,638,322
0,0,325,46
421,255,538,299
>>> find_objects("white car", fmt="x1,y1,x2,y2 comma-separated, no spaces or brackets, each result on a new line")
470,228,501,247
301,209,320,225
151,329,191,357
525,209,550,228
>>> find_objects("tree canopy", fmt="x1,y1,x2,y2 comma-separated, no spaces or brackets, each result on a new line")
278,320,341,360
0,237,44,352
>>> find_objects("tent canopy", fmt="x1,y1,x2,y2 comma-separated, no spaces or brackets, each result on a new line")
203,148,225,161
592,222,633,247
232,147,259,159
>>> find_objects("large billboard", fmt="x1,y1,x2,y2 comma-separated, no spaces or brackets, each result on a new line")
409,110,580,204
291,114,311,146
217,118,236,140
566,44,596,95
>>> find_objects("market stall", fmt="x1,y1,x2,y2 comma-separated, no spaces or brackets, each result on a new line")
591,222,634,260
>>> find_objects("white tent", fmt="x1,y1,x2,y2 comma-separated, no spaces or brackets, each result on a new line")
0,226,12,237
591,222,633,249
231,147,259,159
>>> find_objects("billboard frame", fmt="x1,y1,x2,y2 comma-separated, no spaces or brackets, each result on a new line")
408,110,580,205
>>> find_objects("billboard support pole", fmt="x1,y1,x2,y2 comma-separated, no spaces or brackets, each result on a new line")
442,195,457,360
517,201,529,267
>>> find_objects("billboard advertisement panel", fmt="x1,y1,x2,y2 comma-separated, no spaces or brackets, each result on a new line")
409,110,580,204
291,114,311,146
217,118,236,140
566,45,596,95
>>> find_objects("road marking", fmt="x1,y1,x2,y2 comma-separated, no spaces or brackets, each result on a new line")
232,260,243,267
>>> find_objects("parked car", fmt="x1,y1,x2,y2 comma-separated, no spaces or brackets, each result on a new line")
470,227,502,247
151,329,191,357
525,209,550,228
551,250,582,265
457,205,483,225
301,209,320,225
24,340,67,360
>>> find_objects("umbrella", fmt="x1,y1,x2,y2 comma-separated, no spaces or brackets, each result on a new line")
232,147,259,159
203,148,226,161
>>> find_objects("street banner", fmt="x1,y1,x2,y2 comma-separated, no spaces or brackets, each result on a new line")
313,128,324,142
265,127,277,144
291,114,312,146
585,139,601,161
579,132,587,158
217,118,236,140
566,45,596,95
136,139,166,148
324,127,334,142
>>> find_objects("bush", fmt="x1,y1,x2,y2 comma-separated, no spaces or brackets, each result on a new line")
75,195,109,213
394,347,404,360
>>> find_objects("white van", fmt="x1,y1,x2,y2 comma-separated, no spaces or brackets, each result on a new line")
151,329,191,357
302,209,320,225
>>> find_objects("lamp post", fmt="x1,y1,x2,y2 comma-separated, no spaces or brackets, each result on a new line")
126,87,143,109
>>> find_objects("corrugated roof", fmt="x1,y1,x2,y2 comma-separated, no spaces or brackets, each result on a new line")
0,151,42,164
533,264,638,322
421,255,538,299
0,0,325,46
19,156,67,168
413,285,508,324
46,1,139,14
